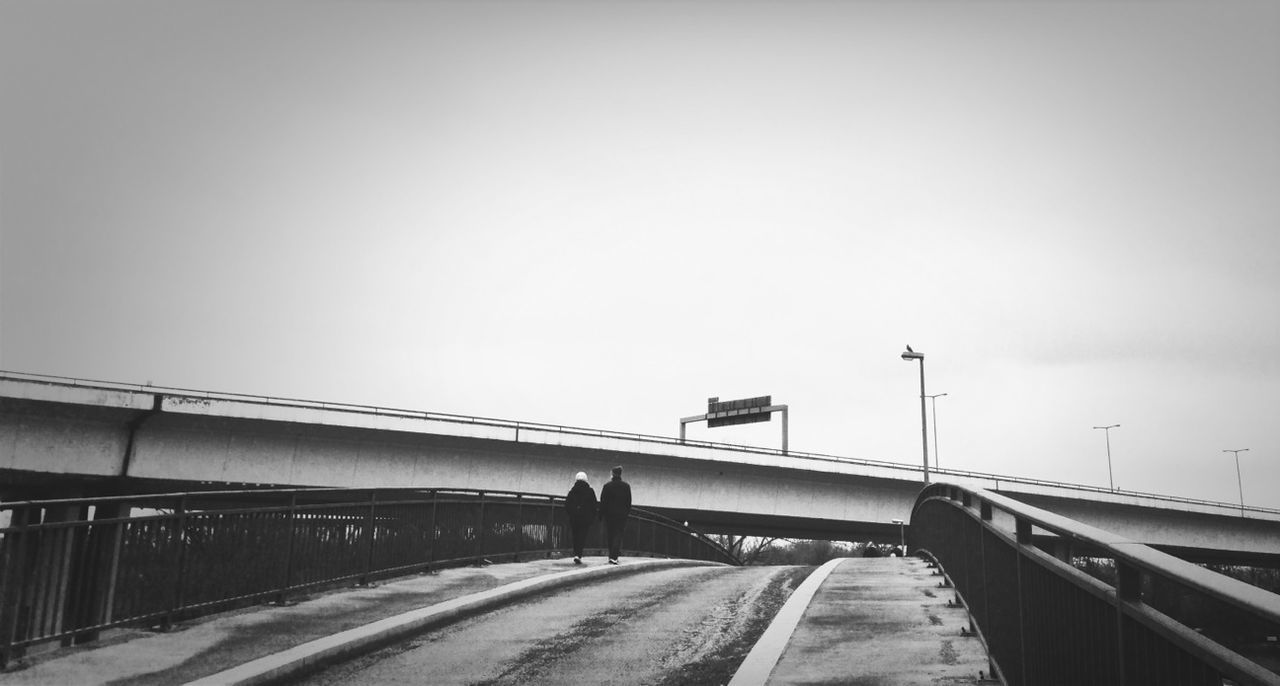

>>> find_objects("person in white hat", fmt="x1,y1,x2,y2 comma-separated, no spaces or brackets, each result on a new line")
564,471,598,564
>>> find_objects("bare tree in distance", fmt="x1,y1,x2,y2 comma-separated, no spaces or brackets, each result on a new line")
711,534,788,565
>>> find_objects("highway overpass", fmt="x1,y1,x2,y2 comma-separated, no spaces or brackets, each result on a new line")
3,372,1279,564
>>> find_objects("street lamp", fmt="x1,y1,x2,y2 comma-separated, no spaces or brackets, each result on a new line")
1223,448,1249,516
891,518,905,555
901,345,929,483
926,392,948,471
1093,424,1119,491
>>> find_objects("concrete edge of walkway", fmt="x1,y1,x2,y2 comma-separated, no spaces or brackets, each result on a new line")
182,558,721,686
726,557,845,686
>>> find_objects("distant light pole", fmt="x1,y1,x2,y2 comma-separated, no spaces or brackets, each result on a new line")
891,518,905,555
901,346,929,483
1093,424,1120,491
1223,448,1249,516
926,392,948,471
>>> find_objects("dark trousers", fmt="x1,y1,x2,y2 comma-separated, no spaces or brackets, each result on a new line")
604,516,627,560
569,518,592,557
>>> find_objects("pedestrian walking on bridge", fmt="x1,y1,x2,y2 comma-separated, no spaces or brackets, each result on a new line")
564,471,597,564
599,465,631,564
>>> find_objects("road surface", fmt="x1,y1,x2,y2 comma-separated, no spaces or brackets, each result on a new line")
294,563,811,686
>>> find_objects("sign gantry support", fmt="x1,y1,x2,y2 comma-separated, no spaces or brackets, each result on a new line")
679,395,788,453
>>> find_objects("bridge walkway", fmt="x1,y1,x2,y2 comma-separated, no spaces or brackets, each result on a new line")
6,557,702,685
735,556,996,685
6,556,996,686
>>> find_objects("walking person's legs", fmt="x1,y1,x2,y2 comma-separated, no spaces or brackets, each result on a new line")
570,519,588,563
605,517,626,563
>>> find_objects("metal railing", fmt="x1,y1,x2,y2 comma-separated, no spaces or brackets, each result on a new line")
910,483,1280,686
0,486,736,665
5,369,1277,518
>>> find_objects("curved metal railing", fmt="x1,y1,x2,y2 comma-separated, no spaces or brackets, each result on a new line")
5,370,1277,518
910,482,1280,686
0,486,736,665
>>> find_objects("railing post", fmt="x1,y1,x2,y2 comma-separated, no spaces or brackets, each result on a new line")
1014,516,1031,685
1052,538,1073,564
277,493,297,605
1116,561,1141,684
360,491,377,585
1015,517,1032,546
546,495,556,558
978,518,992,686
428,490,438,567
978,501,991,656
96,503,126,631
42,502,82,648
514,494,523,561
476,492,486,563
1116,561,1140,600
165,495,189,631
0,505,39,667
69,501,128,646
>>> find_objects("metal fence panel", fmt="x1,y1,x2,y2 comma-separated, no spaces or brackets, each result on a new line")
912,485,1280,686
0,487,734,663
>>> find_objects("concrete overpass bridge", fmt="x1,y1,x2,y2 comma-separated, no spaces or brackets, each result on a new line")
3,372,1279,566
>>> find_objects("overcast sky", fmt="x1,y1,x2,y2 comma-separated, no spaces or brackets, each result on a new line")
2,1,1277,508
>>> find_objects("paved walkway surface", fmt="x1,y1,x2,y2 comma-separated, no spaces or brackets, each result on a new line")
4,556,711,686
6,556,996,686
738,556,997,685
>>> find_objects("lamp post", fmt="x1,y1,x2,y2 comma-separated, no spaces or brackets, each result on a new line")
1093,424,1119,491
1223,448,1249,516
891,518,905,555
926,392,947,471
901,346,929,483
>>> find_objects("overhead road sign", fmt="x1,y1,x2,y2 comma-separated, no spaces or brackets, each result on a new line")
680,395,789,453
707,395,772,427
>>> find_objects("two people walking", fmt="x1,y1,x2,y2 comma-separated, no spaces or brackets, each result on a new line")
564,466,631,565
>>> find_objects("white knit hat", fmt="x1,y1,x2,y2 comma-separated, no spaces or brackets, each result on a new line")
575,471,588,482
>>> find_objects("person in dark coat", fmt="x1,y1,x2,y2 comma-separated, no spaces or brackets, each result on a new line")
598,465,631,564
564,471,597,564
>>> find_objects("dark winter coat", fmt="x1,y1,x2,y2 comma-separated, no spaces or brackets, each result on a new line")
598,476,631,521
565,481,598,523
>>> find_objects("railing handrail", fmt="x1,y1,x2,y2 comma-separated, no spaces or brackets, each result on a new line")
5,369,1279,517
0,486,737,563
0,486,563,512
913,482,1280,685
917,482,1280,627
